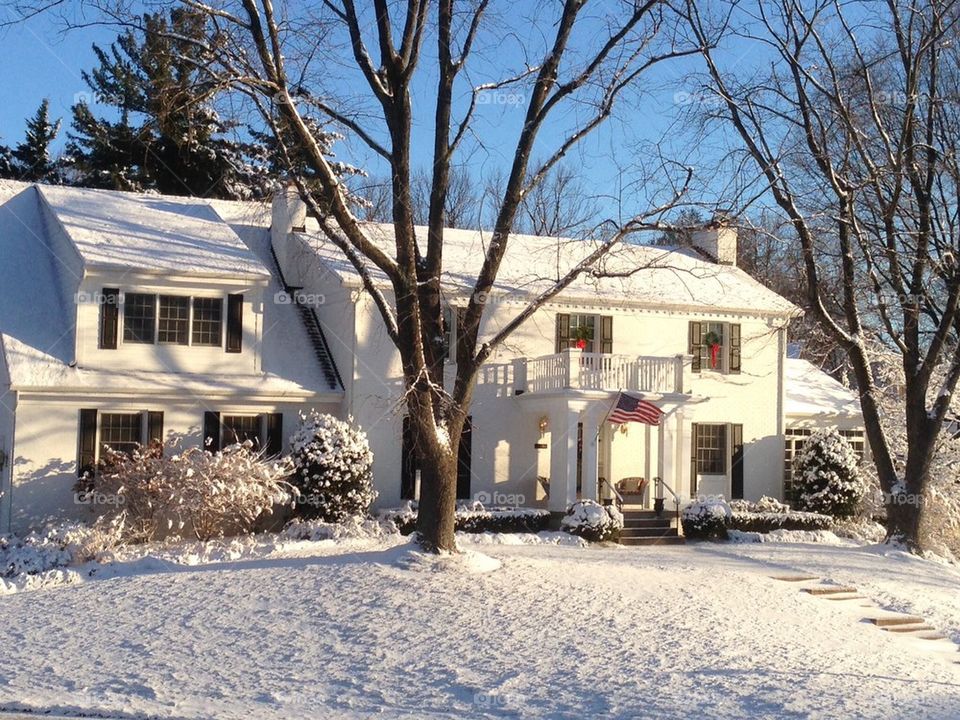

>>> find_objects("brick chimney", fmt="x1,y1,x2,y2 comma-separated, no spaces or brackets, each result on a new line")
692,220,737,266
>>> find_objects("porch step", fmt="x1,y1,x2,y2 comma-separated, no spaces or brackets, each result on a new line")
622,510,674,520
620,527,678,539
620,534,685,546
622,518,676,529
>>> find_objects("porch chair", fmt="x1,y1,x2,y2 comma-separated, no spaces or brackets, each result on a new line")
616,476,649,503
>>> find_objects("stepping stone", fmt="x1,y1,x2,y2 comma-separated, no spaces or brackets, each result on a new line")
882,623,936,633
804,586,859,596
824,594,867,601
868,615,926,627
772,574,819,582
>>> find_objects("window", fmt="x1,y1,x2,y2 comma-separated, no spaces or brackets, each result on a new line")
442,306,462,362
694,423,727,474
123,293,156,343
100,413,143,455
689,321,741,373
158,295,190,345
192,297,223,346
222,415,262,447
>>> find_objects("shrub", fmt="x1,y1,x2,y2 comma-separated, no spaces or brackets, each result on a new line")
681,497,731,540
560,500,623,542
794,429,865,518
1,520,123,578
380,501,550,535
288,411,376,522
88,442,294,543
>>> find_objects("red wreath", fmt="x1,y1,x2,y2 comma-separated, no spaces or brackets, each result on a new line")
704,331,722,368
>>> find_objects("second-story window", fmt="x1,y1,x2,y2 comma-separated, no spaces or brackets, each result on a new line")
555,313,613,353
123,293,156,344
192,297,223,347
158,295,190,345
689,320,741,374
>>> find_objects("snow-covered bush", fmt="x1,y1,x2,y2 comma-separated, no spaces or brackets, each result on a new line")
0,520,122,579
90,442,294,543
560,500,623,542
681,497,731,540
794,429,865,518
288,411,376,522
380,501,551,535
282,515,399,542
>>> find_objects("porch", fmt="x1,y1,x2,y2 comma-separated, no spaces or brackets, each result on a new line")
514,350,695,518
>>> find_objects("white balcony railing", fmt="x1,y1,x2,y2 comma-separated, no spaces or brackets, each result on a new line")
520,349,686,394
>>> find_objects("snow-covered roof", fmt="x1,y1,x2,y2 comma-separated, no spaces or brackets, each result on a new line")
785,358,863,420
295,220,801,317
37,185,270,279
0,182,335,396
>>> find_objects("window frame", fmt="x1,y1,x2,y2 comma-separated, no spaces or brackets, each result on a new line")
191,296,224,347
99,412,145,457
221,414,263,448
694,423,728,475
122,292,157,345
157,295,190,345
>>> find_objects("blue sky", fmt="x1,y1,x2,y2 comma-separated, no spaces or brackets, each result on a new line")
0,6,728,219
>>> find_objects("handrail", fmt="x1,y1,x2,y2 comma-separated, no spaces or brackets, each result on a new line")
598,477,624,513
654,476,681,521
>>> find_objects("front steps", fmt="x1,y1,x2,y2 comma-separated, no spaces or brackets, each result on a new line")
619,509,684,546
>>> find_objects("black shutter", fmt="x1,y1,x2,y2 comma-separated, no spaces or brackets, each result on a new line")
401,416,419,500
456,416,473,500
690,422,700,496
689,321,703,373
265,413,284,456
731,423,744,499
78,409,98,477
146,411,164,446
729,323,741,374
203,411,221,452
99,288,120,349
600,316,613,354
555,313,570,353
226,294,243,353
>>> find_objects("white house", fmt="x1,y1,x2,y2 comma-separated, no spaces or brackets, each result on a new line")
0,181,864,533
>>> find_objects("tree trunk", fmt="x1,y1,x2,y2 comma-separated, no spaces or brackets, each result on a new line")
415,440,459,553
884,492,924,551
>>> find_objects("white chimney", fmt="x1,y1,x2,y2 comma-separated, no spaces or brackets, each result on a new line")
692,222,737,266
271,184,308,282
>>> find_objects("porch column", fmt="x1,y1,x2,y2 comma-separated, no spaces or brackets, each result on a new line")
660,410,676,497
580,407,601,502
548,404,581,513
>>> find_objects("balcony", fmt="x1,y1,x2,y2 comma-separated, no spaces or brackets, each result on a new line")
518,349,688,395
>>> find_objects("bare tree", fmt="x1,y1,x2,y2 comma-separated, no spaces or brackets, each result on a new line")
683,0,960,550
11,0,698,552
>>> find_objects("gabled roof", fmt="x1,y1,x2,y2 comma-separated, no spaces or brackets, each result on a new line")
295,221,801,317
785,358,863,420
37,184,270,279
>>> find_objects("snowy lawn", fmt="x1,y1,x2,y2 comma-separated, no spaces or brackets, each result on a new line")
1,532,960,719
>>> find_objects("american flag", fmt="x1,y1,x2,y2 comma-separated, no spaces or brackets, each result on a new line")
607,392,663,425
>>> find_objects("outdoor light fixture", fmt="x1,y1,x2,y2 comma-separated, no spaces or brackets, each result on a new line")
538,416,548,436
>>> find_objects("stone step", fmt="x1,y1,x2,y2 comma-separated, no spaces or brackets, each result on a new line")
771,575,820,582
622,510,672,519
868,615,927,628
623,518,675,529
619,527,678,539
803,586,859,596
619,535,686,546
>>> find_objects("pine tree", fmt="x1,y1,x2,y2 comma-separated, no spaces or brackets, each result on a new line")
0,143,13,179
67,9,261,199
12,100,62,183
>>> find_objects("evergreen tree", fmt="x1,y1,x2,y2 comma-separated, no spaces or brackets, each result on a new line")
12,100,62,183
0,143,13,179
66,9,259,198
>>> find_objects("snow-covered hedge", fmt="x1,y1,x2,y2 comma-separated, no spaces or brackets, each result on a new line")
560,500,623,543
88,442,294,543
794,429,865,518
288,411,376,522
729,497,834,533
380,501,551,535
681,497,731,539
